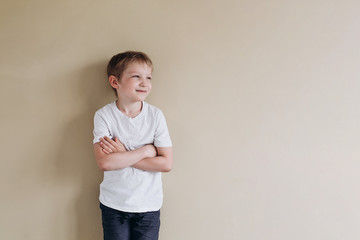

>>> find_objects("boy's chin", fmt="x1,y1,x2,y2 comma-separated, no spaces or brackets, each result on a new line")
136,95,148,101
135,97,147,102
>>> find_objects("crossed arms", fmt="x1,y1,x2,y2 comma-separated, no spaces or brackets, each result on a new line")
93,136,173,172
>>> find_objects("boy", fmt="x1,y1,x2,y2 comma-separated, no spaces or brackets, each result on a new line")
93,51,173,240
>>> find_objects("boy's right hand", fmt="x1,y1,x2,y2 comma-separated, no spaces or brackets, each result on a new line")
100,136,126,154
144,144,157,158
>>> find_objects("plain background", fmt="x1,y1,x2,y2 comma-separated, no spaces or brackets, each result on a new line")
1,0,360,239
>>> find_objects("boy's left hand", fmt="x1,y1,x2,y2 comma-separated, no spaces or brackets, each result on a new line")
100,136,126,154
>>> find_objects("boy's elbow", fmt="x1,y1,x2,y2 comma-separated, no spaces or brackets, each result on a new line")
96,157,112,171
94,144,109,171
156,147,173,172
162,157,173,172
162,166,172,172
97,160,108,171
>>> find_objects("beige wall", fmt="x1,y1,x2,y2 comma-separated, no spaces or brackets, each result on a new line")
1,0,360,239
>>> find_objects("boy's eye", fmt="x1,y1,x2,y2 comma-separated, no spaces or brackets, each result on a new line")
132,75,140,78
147,77,152,80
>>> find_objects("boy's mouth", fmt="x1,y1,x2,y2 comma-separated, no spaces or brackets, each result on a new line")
136,90,147,93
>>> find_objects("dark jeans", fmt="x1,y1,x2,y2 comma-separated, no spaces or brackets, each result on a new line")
100,203,161,240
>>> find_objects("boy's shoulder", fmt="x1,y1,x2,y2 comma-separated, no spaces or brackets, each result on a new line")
144,101,163,116
94,101,116,116
144,102,170,122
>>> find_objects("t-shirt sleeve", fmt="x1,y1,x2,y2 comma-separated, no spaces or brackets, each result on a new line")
93,111,111,144
154,110,172,147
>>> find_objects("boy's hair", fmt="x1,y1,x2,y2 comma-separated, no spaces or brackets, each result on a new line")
107,51,153,97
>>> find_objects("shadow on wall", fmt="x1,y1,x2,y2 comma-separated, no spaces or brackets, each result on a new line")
55,61,114,240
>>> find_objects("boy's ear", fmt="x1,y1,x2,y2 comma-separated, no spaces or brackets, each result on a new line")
109,75,120,89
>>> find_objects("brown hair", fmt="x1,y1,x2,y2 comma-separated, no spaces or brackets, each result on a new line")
107,51,153,96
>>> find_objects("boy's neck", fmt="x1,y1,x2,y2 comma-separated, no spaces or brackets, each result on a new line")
116,99,143,118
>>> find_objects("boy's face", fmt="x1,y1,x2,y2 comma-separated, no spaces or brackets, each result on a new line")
116,61,152,103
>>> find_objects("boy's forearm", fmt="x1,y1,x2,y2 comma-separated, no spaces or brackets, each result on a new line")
103,150,146,170
132,147,173,172
132,156,172,172
94,143,148,171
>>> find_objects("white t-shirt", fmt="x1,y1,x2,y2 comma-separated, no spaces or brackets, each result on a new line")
93,101,172,212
